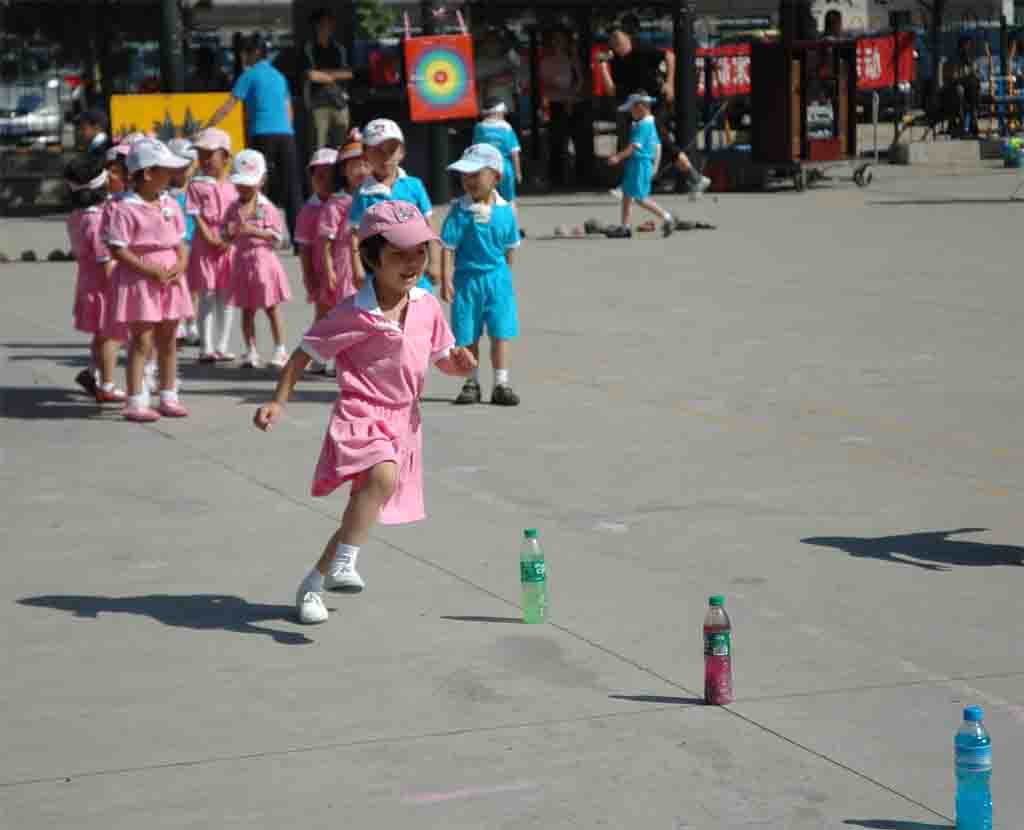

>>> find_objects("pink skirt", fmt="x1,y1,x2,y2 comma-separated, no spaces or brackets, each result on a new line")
186,238,233,296
311,396,424,525
231,248,292,310
73,287,130,340
114,252,194,324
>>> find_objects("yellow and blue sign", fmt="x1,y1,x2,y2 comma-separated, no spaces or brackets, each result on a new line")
110,92,246,153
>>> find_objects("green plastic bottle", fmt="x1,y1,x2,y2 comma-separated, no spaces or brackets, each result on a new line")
520,529,547,623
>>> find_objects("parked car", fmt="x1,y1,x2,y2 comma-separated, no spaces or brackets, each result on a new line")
0,79,63,146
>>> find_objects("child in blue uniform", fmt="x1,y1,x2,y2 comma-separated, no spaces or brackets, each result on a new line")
472,98,522,209
349,118,438,292
441,143,521,406
607,92,674,238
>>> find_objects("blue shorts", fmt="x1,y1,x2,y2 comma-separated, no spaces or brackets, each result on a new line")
622,157,653,199
451,266,519,345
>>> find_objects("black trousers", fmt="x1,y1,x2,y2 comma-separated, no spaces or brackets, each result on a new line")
250,133,303,242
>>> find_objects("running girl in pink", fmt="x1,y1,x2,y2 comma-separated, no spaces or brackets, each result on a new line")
65,154,128,403
186,128,238,362
253,201,477,624
223,149,292,369
295,146,336,374
104,138,192,422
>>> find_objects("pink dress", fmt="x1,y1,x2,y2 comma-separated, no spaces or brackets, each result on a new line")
105,192,193,324
226,195,292,310
315,192,356,307
185,176,237,296
294,195,325,302
69,207,129,339
301,279,455,524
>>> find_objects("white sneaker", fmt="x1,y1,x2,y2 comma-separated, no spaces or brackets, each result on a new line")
608,187,623,200
689,175,711,202
187,323,201,346
296,591,328,624
325,549,365,592
269,347,289,369
241,351,262,369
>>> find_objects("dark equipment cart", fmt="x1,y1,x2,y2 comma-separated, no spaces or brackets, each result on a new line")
751,38,873,191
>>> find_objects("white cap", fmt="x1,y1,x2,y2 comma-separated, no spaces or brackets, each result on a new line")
126,138,191,174
618,92,657,112
362,118,404,147
308,147,338,167
447,143,504,176
230,149,267,186
193,127,232,153
167,138,198,161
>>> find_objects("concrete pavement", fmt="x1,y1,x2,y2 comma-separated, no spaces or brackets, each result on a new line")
2,166,1022,828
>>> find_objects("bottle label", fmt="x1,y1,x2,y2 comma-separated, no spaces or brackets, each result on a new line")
520,559,546,584
704,631,731,657
956,745,992,772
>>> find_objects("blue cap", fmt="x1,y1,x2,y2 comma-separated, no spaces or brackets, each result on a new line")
964,705,984,722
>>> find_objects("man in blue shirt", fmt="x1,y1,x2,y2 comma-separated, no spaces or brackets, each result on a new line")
205,33,302,241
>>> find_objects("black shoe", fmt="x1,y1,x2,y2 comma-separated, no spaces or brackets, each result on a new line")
454,380,482,404
75,368,97,396
662,218,675,238
603,224,632,239
490,384,520,406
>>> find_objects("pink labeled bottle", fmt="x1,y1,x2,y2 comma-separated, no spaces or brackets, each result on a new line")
703,595,734,705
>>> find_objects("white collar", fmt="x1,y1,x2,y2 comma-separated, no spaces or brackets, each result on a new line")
191,175,218,184
83,205,103,214
456,191,508,210
306,194,323,206
89,132,108,149
482,118,513,130
360,168,408,196
355,276,428,321
637,114,655,124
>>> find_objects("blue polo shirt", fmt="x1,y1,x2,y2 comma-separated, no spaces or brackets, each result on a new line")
232,60,293,136
629,115,659,162
440,193,519,281
349,170,433,227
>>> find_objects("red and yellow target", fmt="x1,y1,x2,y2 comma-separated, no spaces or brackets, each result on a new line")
405,34,479,122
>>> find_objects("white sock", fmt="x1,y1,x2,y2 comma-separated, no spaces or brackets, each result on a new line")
662,210,673,221
494,368,509,386
217,302,236,354
144,360,157,377
159,388,179,404
469,367,480,383
198,293,216,354
301,568,324,593
273,343,288,356
101,381,116,392
128,392,148,409
333,543,359,571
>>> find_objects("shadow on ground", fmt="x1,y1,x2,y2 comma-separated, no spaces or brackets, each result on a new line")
802,529,1024,570
440,615,523,624
0,387,116,420
18,594,312,644
609,693,704,705
844,820,950,829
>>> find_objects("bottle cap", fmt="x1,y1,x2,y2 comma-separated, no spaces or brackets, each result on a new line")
709,595,725,607
524,529,538,539
964,705,984,722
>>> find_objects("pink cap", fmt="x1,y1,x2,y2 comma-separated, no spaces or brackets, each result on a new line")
308,147,339,167
193,128,232,153
357,200,438,247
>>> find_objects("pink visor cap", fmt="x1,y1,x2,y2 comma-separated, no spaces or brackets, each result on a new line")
193,128,232,153
308,147,338,167
357,200,438,247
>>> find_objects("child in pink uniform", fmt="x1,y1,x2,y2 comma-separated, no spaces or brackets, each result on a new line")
65,155,128,403
104,138,192,422
254,201,477,624
295,147,336,373
223,149,291,369
186,128,238,362
317,138,370,311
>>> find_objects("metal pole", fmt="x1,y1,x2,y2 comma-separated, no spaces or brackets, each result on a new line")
703,54,714,151
1000,13,1010,136
674,0,697,162
529,27,541,165
872,91,879,163
160,0,186,92
420,0,450,202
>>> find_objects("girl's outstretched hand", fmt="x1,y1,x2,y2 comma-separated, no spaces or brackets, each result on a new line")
254,402,283,431
450,346,477,373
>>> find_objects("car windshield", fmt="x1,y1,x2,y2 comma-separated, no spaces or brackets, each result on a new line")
16,93,44,113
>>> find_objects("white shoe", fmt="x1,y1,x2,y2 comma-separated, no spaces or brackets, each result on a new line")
269,347,289,369
187,324,201,346
608,187,623,200
689,175,711,202
241,351,262,369
296,591,329,624
325,549,365,592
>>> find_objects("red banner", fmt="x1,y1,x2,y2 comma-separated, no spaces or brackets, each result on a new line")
592,33,915,99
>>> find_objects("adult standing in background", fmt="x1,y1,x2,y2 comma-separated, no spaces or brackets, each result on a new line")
205,33,303,241
188,46,231,92
304,8,353,150
476,29,522,134
599,28,708,197
540,29,584,188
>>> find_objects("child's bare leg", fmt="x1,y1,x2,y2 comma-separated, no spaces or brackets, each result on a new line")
491,338,509,370
636,197,670,219
265,305,285,348
313,462,398,574
126,325,154,396
97,336,118,385
154,320,179,391
241,309,256,350
621,195,633,226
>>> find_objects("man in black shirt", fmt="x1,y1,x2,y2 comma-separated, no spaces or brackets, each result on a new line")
304,8,353,149
599,28,708,198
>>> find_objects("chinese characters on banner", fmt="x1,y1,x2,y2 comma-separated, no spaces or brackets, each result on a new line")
591,33,915,99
